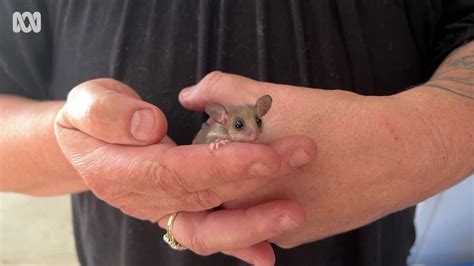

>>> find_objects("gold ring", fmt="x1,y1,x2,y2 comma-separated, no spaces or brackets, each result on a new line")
162,212,187,250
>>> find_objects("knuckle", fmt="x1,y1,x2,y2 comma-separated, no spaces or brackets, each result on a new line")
205,161,231,184
67,80,102,105
78,78,115,91
145,162,186,196
68,79,108,99
69,81,112,124
198,71,225,94
187,189,222,211
208,163,226,180
85,94,108,126
67,82,87,101
93,78,130,94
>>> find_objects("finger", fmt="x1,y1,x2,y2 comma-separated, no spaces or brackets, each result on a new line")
222,242,276,266
62,140,281,212
267,135,317,170
57,78,167,145
57,136,288,214
179,71,275,112
207,135,317,204
132,136,315,211
153,142,284,194
158,200,305,255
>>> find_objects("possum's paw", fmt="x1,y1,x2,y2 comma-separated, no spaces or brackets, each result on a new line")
209,139,230,153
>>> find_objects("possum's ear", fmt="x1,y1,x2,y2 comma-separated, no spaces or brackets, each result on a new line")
205,102,228,124
256,95,272,117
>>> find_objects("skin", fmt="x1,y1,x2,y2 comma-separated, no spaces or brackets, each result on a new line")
0,79,314,265
0,40,472,266
0,97,86,195
54,81,312,223
173,41,474,263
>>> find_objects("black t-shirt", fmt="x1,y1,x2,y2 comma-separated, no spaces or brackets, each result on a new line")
1,1,473,265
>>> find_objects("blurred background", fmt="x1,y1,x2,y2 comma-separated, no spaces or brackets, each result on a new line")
408,176,474,265
0,176,472,265
0,194,78,265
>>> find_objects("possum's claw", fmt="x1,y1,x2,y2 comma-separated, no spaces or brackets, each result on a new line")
209,139,230,153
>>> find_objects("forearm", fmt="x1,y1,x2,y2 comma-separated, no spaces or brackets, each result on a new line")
0,95,87,195
397,41,474,188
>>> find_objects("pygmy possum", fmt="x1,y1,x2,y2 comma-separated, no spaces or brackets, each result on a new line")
192,95,272,152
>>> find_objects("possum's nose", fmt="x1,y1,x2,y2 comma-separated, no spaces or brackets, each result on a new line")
246,132,258,141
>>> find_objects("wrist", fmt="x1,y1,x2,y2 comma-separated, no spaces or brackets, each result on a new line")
0,97,87,195
31,100,88,195
393,86,473,184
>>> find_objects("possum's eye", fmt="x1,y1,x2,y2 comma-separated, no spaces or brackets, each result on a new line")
255,117,262,127
234,119,244,130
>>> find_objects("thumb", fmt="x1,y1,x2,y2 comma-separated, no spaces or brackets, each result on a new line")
56,78,167,145
179,71,272,112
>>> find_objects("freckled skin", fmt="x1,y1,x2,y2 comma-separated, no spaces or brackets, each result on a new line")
192,95,272,148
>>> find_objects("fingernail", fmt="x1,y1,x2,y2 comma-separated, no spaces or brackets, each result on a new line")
289,148,311,168
279,215,299,231
179,86,194,100
131,109,155,142
249,162,273,177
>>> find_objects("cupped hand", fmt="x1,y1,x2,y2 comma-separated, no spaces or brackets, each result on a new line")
55,78,317,266
179,71,448,249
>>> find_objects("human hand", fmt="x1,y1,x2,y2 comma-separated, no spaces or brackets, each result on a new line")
179,72,452,249
55,78,317,265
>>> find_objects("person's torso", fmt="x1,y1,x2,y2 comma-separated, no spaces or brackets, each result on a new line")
6,0,443,265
